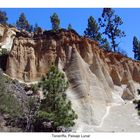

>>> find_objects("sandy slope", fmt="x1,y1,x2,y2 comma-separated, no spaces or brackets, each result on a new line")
75,101,140,132
94,101,140,132
73,84,140,132
95,84,140,132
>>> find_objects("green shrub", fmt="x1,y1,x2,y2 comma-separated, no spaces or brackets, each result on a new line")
0,48,9,56
0,93,23,117
133,89,140,116
37,65,78,130
0,70,23,118
30,84,39,93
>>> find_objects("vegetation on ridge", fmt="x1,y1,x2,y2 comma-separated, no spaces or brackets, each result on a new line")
16,13,32,32
84,16,111,51
0,10,8,25
98,8,126,52
133,36,140,61
50,13,60,32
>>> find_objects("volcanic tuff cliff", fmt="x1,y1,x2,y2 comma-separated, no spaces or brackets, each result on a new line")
1,25,140,132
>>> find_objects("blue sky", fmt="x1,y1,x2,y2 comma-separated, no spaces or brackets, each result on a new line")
1,8,140,59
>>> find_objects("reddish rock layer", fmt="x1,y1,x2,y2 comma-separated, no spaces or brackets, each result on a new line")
3,29,140,85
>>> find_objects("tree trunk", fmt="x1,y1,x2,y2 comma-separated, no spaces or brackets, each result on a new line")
111,35,116,52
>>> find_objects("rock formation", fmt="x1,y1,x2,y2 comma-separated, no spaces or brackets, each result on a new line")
0,25,140,132
110,67,121,86
122,88,134,100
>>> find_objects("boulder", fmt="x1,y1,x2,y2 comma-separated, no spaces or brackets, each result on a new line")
121,88,134,100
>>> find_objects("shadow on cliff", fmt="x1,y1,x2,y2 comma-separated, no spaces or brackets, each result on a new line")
0,53,8,71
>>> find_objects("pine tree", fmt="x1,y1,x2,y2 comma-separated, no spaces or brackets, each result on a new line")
100,38,111,51
133,36,140,60
84,16,102,43
37,66,77,130
68,24,72,30
34,23,42,35
34,23,39,32
28,25,34,33
0,10,8,25
98,8,126,52
16,13,31,32
84,16,110,50
50,13,60,32
133,89,140,116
